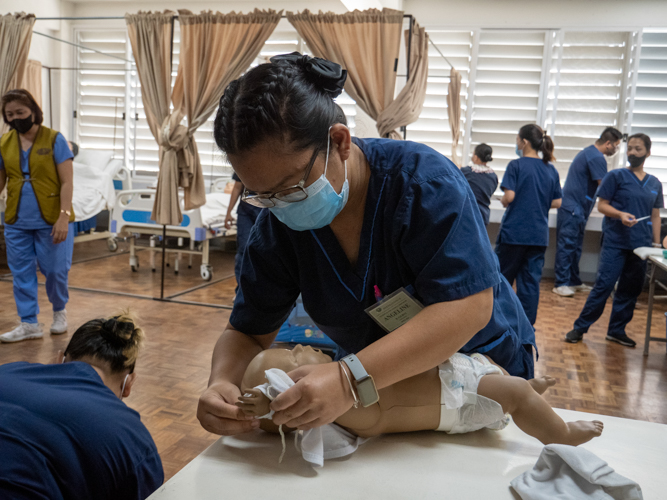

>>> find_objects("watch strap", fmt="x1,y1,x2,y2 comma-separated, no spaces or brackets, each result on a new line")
341,354,368,382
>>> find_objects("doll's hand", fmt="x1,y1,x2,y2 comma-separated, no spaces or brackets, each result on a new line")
236,389,271,417
270,362,355,431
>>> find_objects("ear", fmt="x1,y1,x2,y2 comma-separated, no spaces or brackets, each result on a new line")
53,349,65,364
330,123,352,162
122,372,138,399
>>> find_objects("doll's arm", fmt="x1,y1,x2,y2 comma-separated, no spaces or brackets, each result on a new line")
236,388,272,417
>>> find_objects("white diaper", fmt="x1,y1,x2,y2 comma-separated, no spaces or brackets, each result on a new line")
436,352,510,434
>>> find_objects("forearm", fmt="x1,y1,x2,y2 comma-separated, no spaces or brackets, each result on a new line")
357,288,493,390
0,170,6,192
208,325,275,388
226,182,243,219
597,200,622,219
551,198,562,209
501,189,515,208
652,209,661,244
59,181,73,212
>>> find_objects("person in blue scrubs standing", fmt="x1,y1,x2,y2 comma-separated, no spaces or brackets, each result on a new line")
0,313,163,499
224,172,263,288
0,90,74,343
460,143,498,226
495,124,562,326
565,134,663,347
197,53,536,437
553,127,622,297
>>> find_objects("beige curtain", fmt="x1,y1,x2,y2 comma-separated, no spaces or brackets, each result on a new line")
171,9,281,211
126,9,281,225
376,22,429,140
447,68,462,165
288,9,403,138
22,60,42,107
0,12,35,135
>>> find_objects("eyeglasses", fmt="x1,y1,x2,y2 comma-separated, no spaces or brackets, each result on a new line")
241,143,324,208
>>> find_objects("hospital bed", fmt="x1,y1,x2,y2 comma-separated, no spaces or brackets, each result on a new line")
110,178,236,281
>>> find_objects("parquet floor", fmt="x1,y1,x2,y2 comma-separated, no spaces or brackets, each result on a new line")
1,240,666,480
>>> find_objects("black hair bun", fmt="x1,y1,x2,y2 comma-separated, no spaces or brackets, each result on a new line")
101,317,134,346
270,52,348,98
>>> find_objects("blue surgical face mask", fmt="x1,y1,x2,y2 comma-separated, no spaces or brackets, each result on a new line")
515,144,523,158
269,133,349,231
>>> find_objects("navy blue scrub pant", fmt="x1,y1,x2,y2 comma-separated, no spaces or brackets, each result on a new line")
554,207,587,287
573,244,646,337
495,243,546,326
234,208,260,289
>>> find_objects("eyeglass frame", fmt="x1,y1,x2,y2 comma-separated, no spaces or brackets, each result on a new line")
241,141,327,208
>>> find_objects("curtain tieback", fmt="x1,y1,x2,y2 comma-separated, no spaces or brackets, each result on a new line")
159,114,190,152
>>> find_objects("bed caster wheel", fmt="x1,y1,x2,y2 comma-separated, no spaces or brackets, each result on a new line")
200,265,212,281
130,256,139,272
152,268,156,273
188,265,192,269
131,265,138,272
107,238,118,252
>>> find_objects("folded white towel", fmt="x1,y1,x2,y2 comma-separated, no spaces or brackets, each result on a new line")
511,444,643,499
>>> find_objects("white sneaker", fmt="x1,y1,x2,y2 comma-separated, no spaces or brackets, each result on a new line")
552,286,575,297
574,284,593,292
51,310,68,335
0,323,44,343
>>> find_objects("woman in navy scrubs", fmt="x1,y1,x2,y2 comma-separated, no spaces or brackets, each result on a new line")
495,124,562,326
461,143,498,226
565,134,663,347
197,53,535,436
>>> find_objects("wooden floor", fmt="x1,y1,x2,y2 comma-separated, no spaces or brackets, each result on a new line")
1,240,666,481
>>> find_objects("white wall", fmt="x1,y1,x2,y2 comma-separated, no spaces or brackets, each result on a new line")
405,0,667,29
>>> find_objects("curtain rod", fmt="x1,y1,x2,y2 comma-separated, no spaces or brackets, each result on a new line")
35,14,416,21
33,31,133,63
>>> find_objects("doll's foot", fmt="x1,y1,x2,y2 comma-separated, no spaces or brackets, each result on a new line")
528,376,556,395
562,420,604,446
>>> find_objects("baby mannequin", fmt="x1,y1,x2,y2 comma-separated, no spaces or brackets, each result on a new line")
238,345,603,446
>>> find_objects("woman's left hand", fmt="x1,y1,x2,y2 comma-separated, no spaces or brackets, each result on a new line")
51,216,69,244
270,362,355,431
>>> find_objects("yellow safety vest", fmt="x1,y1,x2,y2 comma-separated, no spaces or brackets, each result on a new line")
0,126,74,225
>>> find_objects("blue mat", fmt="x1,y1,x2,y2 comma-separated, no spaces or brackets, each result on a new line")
275,299,337,350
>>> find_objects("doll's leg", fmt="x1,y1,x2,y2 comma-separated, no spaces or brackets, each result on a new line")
477,374,603,446
478,354,556,395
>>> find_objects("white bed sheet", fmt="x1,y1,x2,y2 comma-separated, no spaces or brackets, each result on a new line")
72,158,122,221
200,191,236,228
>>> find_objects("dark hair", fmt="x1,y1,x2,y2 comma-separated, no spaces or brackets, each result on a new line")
1,89,43,125
69,141,79,158
628,133,651,152
474,143,493,163
518,124,554,165
214,55,347,157
596,127,622,145
64,312,145,373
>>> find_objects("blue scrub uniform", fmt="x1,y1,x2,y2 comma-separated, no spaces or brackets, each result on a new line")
460,166,499,225
231,172,263,285
0,133,74,324
573,168,663,338
232,138,536,379
495,157,562,325
555,145,608,287
0,361,163,500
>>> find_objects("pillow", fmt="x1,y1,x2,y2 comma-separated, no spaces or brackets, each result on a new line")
74,149,114,171
105,159,124,176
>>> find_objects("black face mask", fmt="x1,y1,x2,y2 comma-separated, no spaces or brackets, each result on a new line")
9,115,34,134
627,154,646,168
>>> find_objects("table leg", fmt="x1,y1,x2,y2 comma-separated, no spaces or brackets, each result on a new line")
644,261,657,356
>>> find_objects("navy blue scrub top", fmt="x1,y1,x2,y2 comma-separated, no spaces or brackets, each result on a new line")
498,157,562,247
460,166,499,225
597,168,664,250
0,362,163,500
562,145,608,217
232,172,263,219
231,138,536,378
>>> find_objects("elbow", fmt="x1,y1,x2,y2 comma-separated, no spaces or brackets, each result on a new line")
471,288,494,332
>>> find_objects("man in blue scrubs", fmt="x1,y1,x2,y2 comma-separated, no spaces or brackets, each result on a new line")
553,127,622,297
565,134,662,347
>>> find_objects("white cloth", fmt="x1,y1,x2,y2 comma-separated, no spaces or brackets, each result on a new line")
199,191,234,228
437,352,509,433
251,368,367,468
633,246,664,260
72,157,123,221
511,444,643,500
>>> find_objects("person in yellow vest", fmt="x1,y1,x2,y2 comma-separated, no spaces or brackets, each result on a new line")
0,89,75,343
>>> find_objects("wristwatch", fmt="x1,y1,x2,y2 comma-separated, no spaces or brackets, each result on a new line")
340,354,379,407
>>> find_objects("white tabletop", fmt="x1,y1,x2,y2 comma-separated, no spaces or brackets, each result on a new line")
149,409,667,500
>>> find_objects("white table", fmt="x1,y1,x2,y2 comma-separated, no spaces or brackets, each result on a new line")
149,409,667,500
641,252,667,355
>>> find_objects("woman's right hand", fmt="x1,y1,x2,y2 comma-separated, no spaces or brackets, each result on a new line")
197,381,260,435
224,213,235,230
619,212,637,227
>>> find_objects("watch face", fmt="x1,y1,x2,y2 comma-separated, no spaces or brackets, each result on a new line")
356,376,379,407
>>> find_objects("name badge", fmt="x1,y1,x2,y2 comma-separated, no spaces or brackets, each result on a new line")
365,287,424,333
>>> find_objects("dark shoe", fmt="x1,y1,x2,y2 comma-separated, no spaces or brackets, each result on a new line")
565,329,585,343
606,334,636,347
